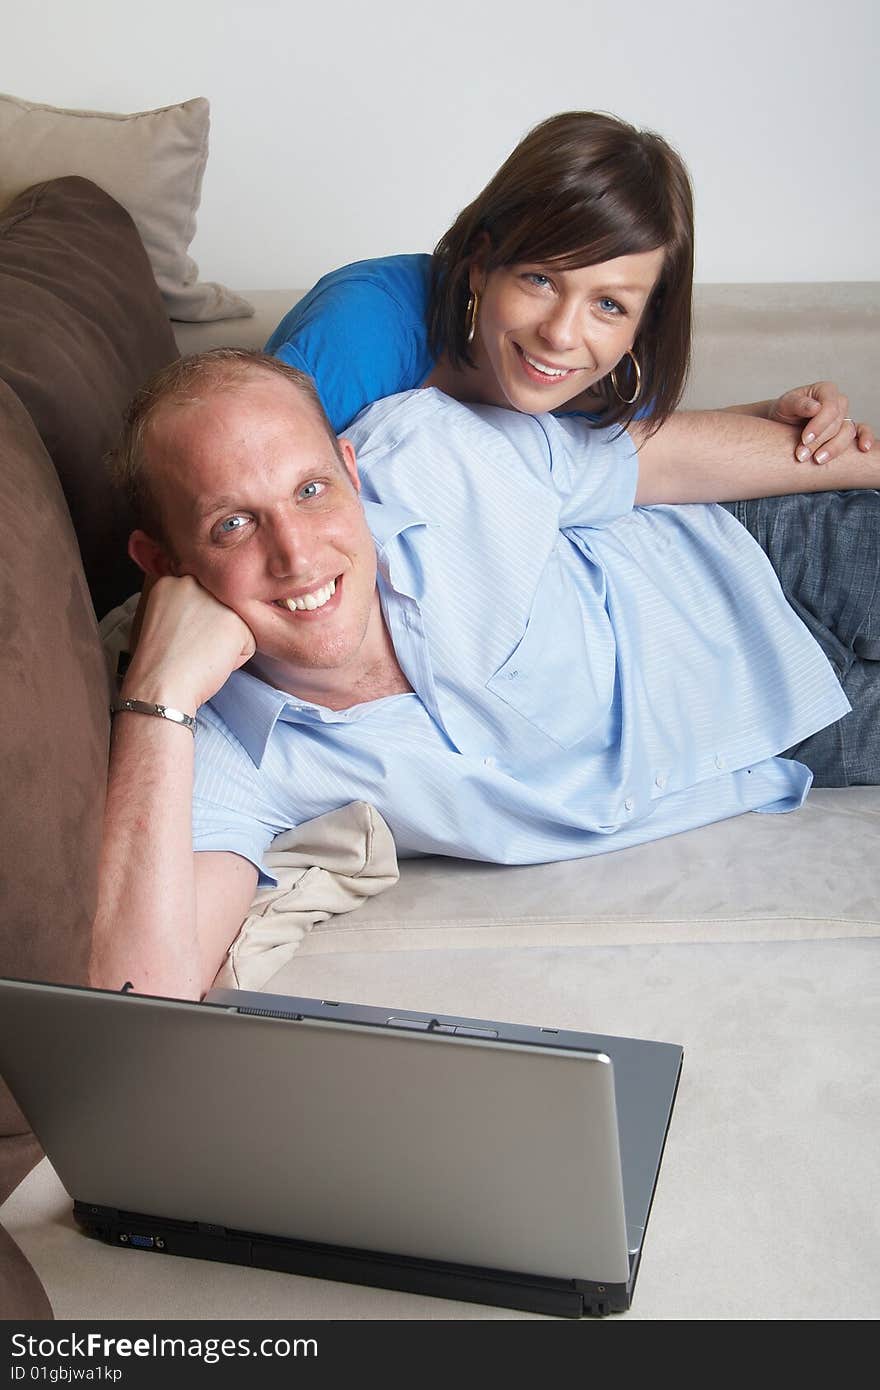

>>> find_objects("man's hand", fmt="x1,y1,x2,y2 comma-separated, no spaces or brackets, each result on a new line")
769,381,874,464
122,574,256,715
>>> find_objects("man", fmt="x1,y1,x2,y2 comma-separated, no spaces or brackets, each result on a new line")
92,351,878,1000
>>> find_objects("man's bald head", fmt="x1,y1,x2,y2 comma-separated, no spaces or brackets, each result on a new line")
111,349,344,545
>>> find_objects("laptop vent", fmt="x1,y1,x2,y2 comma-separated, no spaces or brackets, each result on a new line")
237,1007,304,1021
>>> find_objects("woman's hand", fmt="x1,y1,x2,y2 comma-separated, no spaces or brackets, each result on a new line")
770,382,874,464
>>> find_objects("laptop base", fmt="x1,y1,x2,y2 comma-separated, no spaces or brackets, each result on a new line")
74,1201,630,1318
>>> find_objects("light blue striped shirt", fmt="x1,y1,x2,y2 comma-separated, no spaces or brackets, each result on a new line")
193,389,850,882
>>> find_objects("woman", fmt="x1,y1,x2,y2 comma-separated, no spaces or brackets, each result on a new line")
263,111,878,786
266,111,872,458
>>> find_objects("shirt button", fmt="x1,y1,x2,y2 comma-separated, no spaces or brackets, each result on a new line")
483,756,496,768
714,755,726,770
654,774,666,789
624,797,634,812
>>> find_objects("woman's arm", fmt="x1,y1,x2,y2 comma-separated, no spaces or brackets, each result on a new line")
723,381,874,462
633,409,879,506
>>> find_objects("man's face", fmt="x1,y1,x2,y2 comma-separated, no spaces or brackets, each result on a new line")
141,373,380,687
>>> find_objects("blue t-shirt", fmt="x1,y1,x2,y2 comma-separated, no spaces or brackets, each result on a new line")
265,255,436,432
266,253,650,434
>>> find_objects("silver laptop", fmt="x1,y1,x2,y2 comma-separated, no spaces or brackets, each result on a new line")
0,977,681,1317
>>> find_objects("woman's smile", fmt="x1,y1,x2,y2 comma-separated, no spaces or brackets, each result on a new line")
513,343,587,386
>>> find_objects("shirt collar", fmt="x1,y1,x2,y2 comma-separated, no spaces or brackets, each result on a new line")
208,669,291,767
362,497,424,551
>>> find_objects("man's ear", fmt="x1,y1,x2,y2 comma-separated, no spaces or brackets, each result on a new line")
338,438,361,493
128,530,176,578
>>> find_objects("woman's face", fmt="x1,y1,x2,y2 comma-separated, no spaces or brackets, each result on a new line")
468,248,666,414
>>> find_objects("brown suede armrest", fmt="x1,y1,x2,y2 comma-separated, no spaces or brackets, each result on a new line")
0,176,179,617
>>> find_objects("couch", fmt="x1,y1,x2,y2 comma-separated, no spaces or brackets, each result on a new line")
1,175,878,1322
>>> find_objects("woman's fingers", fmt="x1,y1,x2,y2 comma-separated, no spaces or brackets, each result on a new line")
771,382,861,462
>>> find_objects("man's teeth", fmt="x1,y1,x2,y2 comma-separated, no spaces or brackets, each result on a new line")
521,349,571,378
277,579,336,612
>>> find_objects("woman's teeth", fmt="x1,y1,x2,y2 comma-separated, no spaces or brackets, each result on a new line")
520,349,572,378
276,579,336,612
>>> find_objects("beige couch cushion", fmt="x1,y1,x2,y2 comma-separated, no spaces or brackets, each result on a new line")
0,92,253,323
254,788,880,984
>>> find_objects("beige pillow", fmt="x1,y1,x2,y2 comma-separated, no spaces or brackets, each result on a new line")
0,92,253,324
212,803,400,993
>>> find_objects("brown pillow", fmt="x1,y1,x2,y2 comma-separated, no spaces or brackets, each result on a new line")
0,378,109,1272
0,175,179,617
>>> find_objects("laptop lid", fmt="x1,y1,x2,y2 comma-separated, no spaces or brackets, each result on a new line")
209,985,683,1270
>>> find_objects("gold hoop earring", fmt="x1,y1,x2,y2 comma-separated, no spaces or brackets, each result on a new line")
610,350,642,405
464,289,480,346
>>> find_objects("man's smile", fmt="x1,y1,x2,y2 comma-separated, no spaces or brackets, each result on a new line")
271,575,341,615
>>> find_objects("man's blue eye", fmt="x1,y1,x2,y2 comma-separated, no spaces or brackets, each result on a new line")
300,481,323,499
218,515,247,533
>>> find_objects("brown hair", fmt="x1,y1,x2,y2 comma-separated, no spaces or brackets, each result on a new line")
110,349,344,540
428,111,694,432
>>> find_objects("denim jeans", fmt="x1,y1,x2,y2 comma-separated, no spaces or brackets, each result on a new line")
723,490,880,786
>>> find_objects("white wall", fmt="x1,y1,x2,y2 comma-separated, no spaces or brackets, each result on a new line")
2,0,877,289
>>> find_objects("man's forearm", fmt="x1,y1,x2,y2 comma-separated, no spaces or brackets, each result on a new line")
90,711,203,1000
632,410,879,506
90,573,259,1000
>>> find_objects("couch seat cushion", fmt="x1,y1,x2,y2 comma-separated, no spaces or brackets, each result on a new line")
262,788,880,972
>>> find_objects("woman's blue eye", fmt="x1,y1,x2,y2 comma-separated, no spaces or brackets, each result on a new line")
524,273,551,288
599,297,623,314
